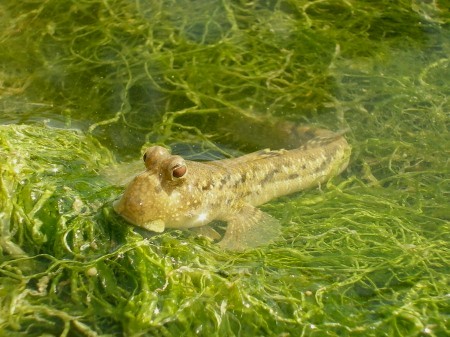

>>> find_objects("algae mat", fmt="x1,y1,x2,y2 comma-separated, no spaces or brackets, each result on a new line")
1,1,449,336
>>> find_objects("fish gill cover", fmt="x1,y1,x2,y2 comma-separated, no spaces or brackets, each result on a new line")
0,0,449,336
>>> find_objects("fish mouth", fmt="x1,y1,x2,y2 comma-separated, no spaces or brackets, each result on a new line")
112,198,137,225
112,198,120,212
113,198,165,233
112,198,124,216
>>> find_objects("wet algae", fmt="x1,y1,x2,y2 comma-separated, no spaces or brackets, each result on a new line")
1,0,449,336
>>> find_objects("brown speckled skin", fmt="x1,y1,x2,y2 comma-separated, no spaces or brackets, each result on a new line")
113,127,351,249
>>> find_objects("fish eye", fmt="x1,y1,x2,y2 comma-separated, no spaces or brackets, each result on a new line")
172,164,187,179
166,155,187,180
143,146,170,169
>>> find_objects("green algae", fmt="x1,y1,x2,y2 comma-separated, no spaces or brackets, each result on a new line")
1,0,449,336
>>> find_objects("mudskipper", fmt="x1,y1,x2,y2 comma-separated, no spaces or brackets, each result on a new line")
114,125,351,250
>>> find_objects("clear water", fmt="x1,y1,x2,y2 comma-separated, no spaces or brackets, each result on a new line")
0,1,449,336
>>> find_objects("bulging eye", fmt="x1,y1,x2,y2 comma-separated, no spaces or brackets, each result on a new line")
143,146,170,169
172,164,187,179
166,155,187,180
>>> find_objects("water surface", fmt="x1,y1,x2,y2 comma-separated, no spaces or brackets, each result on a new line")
0,1,449,336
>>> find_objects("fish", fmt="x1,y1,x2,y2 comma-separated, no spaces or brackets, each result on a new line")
113,125,351,250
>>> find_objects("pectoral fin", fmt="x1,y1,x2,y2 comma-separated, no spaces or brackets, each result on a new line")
191,225,222,241
218,204,281,251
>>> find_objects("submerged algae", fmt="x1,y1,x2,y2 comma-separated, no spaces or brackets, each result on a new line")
0,123,448,336
0,0,449,336
0,125,117,256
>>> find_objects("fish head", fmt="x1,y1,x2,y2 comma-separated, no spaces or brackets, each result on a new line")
113,146,190,232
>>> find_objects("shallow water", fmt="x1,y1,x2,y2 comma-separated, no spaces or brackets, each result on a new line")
1,1,449,336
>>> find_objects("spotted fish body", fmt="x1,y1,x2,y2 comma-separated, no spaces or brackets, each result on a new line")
113,126,351,250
